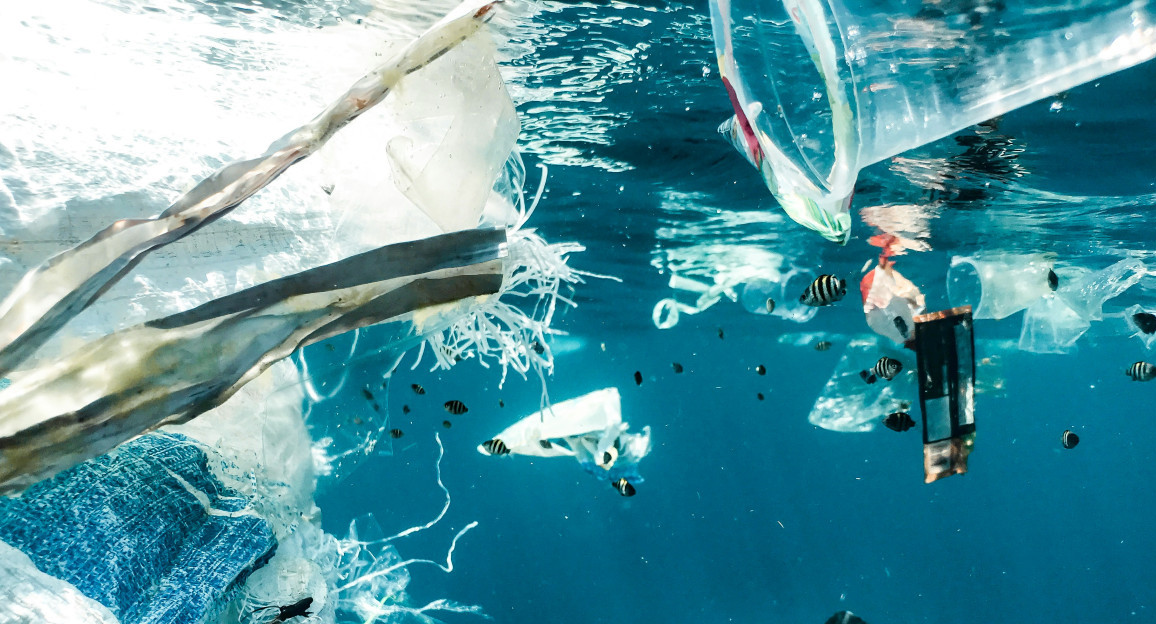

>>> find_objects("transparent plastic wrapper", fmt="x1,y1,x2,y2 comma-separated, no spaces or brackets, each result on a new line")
914,307,976,484
0,541,118,624
478,387,652,485
1124,304,1156,349
947,254,1055,320
708,0,1156,241
739,268,819,323
807,337,916,433
861,259,925,344
1017,258,1145,353
653,274,738,329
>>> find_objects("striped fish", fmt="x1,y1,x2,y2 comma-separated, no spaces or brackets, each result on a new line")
814,341,832,352
860,356,902,384
444,400,469,415
481,439,510,456
1127,361,1156,381
883,412,915,432
799,274,846,307
613,478,636,497
1061,430,1079,449
411,383,426,395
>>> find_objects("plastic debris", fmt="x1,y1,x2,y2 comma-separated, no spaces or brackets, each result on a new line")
807,337,916,433
947,254,1055,320
861,258,926,344
478,388,651,484
914,307,976,484
739,269,819,322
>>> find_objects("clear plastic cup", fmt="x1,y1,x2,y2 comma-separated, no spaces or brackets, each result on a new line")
739,268,819,322
946,254,1054,320
710,0,1156,241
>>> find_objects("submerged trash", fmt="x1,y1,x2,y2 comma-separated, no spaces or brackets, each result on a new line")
613,478,636,497
1062,430,1080,449
860,357,902,384
739,270,820,323
883,412,916,432
412,384,427,395
1126,361,1156,381
800,274,847,307
444,400,469,415
814,341,832,352
914,306,977,484
672,362,684,373
861,257,925,344
250,597,314,623
476,388,651,487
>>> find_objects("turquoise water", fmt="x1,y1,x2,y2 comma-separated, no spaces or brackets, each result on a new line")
308,3,1156,622
4,0,1156,622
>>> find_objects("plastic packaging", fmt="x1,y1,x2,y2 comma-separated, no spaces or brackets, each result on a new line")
808,337,917,433
708,0,1156,241
946,254,1054,320
1017,259,1146,354
739,268,819,323
1125,304,1156,349
861,260,925,344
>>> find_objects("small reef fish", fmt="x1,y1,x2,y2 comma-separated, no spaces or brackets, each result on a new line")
672,362,684,373
756,364,766,375
499,399,505,408
756,392,765,401
799,274,846,307
634,370,643,386
389,428,404,439
442,420,452,428
814,341,832,352
613,477,636,497
883,412,915,432
321,183,335,195
481,439,510,455
411,383,426,395
539,440,552,449
1047,269,1059,291
361,388,374,401
893,316,909,339
861,357,902,384
402,405,411,415
1133,312,1156,334
1061,430,1079,449
764,298,776,314
1127,361,1156,381
444,400,468,415
717,328,725,340
531,340,545,355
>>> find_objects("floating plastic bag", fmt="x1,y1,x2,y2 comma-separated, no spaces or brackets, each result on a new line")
1018,296,1092,354
807,337,917,433
1124,304,1156,349
739,268,819,323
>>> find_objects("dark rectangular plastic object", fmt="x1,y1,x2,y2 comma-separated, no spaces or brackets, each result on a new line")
913,306,976,483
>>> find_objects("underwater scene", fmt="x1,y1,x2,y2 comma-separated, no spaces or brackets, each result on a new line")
1,1,1156,623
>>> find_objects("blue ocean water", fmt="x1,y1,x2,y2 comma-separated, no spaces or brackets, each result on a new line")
309,3,1156,624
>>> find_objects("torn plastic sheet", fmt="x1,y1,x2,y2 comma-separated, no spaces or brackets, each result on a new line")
805,336,917,433
915,307,976,484
0,228,508,494
478,387,652,483
0,0,503,377
1125,304,1156,349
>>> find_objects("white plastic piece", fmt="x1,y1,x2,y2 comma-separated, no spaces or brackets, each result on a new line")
479,388,623,458
0,541,120,624
947,254,1054,320
807,337,916,433
862,262,925,344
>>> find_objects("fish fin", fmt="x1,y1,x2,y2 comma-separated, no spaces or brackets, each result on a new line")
859,370,876,384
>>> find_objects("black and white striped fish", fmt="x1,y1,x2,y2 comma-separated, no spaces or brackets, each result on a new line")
860,357,902,384
814,341,832,352
1061,430,1079,449
444,400,469,415
481,439,510,456
1127,361,1156,381
411,383,426,395
612,478,636,497
799,274,847,307
883,412,915,432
